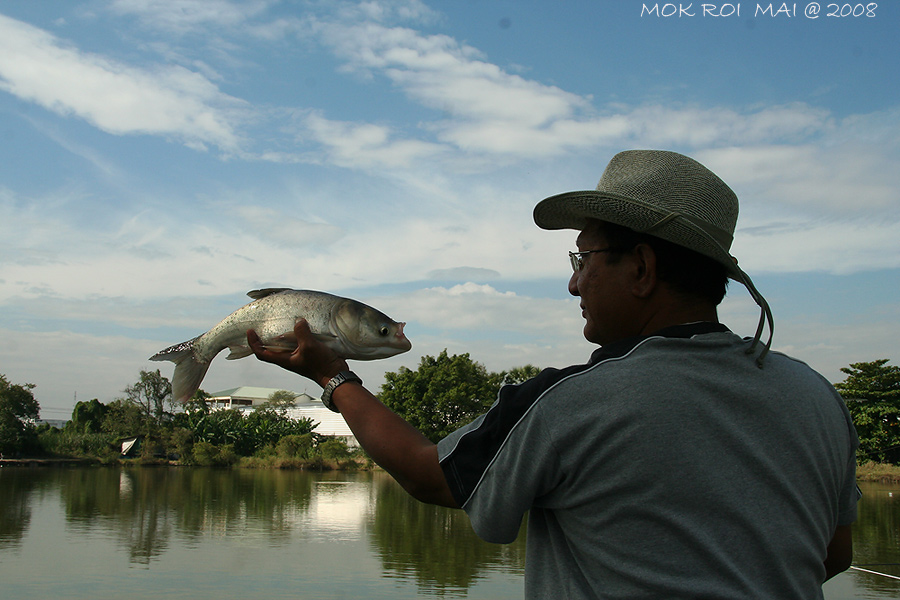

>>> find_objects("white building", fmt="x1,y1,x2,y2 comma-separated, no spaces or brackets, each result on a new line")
206,387,358,448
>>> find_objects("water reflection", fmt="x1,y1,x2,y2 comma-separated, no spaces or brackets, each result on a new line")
0,466,524,596
369,473,526,595
0,467,895,599
0,467,39,550
54,467,320,563
850,482,900,597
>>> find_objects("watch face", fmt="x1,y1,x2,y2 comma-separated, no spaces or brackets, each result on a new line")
322,372,361,413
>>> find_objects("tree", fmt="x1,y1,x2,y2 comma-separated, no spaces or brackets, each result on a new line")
379,350,506,443
122,369,172,426
500,365,542,385
834,359,900,464
0,374,40,455
258,390,298,412
101,398,149,438
68,399,108,433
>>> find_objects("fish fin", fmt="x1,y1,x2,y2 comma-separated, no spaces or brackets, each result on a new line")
149,337,198,362
171,357,211,403
149,337,210,402
247,288,293,300
225,345,255,360
312,332,338,343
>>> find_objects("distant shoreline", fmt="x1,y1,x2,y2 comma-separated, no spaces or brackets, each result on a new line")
0,458,96,467
4,458,898,481
0,456,372,471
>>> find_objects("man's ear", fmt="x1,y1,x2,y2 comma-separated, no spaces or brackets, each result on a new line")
630,243,658,299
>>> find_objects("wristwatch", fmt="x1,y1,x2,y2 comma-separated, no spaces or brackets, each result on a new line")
320,371,362,412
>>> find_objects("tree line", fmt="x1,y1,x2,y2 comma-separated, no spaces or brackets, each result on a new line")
2,357,899,466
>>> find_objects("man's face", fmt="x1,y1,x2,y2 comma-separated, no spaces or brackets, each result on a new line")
567,221,638,346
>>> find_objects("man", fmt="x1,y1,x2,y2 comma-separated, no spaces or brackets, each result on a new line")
248,150,859,599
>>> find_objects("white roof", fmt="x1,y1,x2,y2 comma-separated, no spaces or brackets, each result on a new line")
208,386,355,441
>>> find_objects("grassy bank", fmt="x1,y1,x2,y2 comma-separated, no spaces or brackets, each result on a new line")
856,461,900,483
6,456,899,479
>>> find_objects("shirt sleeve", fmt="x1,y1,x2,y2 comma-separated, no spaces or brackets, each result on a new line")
837,423,861,526
437,376,567,543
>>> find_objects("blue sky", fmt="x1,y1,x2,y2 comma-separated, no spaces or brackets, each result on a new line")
1,0,898,420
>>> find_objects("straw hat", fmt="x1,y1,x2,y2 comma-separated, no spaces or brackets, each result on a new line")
534,149,774,365
534,149,742,278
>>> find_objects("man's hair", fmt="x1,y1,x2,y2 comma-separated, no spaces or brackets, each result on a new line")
596,221,729,306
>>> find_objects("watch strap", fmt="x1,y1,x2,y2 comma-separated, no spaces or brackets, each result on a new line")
320,371,362,412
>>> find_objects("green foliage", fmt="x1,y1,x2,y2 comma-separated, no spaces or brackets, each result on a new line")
67,399,108,434
166,427,194,462
37,428,117,460
276,434,314,459
191,441,239,467
500,365,541,385
101,398,149,437
317,438,351,461
173,406,316,457
5,367,325,465
0,374,40,455
379,350,506,443
835,359,900,464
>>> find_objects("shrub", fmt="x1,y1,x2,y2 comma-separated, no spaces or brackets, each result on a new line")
192,440,218,466
277,434,314,459
37,428,117,459
317,438,351,461
192,441,238,467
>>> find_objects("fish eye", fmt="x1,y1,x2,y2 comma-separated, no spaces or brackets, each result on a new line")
379,326,390,336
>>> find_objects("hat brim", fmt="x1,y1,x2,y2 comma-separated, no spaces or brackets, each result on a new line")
534,190,743,280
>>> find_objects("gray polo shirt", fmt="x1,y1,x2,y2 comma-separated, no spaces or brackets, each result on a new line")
438,323,859,599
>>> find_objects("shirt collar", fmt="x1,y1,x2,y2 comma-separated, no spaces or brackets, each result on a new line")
589,322,731,365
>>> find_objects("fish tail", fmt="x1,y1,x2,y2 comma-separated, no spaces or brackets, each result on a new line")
149,336,210,402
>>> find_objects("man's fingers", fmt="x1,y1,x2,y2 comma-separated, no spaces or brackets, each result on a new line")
293,318,311,336
247,328,271,359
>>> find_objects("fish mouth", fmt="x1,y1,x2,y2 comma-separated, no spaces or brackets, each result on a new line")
394,322,412,350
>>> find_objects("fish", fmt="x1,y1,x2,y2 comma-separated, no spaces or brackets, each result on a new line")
150,288,412,402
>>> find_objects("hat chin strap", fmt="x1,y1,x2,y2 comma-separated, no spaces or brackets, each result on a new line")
734,267,775,368
645,212,775,368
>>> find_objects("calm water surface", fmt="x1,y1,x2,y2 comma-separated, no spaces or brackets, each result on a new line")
0,466,896,599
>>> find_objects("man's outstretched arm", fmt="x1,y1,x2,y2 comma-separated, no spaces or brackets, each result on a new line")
247,320,459,509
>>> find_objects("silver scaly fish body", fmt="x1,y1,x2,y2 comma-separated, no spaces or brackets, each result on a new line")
150,288,411,402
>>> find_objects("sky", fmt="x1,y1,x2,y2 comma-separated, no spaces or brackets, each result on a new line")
1,0,898,421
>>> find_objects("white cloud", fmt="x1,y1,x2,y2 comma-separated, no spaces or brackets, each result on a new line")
733,217,900,274
389,283,583,335
427,267,500,281
108,0,272,32
301,111,446,169
231,205,346,248
700,141,900,213
0,13,244,151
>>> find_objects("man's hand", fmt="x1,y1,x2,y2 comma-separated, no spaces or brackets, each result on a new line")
247,319,349,388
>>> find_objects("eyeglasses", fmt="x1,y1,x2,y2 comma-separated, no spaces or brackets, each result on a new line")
568,248,617,272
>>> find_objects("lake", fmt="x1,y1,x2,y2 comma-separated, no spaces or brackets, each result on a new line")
0,466,896,599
